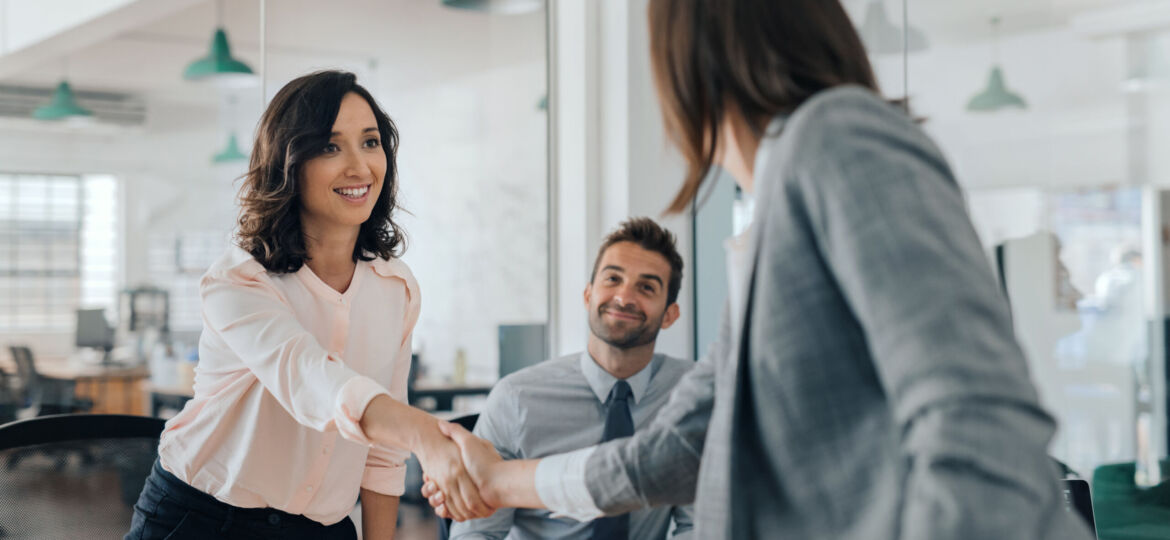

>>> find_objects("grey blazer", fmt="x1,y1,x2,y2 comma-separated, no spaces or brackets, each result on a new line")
584,86,1094,540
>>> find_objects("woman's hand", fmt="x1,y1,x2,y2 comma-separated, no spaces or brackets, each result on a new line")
414,423,495,522
357,396,494,521
422,422,504,518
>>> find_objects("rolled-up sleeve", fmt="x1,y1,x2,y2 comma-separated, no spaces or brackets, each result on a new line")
200,263,389,446
361,443,409,496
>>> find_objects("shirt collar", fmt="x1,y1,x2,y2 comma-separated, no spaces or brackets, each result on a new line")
749,114,786,194
579,351,657,405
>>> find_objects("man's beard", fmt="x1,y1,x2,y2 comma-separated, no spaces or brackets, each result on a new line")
588,301,665,349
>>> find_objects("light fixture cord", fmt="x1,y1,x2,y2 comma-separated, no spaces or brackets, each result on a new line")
992,16,1001,64
0,0,8,54
902,0,909,112
260,0,267,105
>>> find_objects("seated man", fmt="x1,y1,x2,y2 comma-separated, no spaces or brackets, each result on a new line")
451,217,694,540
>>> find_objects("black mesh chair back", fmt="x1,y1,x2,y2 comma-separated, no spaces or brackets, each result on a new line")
6,346,92,417
5,347,41,417
437,413,479,540
0,371,16,425
0,414,165,539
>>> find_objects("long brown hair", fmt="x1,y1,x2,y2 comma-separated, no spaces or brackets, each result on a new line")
648,0,880,213
236,70,406,273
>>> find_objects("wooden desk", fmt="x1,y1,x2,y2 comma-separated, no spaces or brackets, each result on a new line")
142,380,491,416
409,382,493,411
0,355,149,415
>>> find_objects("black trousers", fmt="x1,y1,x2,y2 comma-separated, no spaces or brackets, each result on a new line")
124,460,358,540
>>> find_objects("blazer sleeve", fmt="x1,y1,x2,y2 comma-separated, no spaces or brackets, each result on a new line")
790,92,1093,540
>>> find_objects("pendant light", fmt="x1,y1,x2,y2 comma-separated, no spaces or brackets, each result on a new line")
213,95,249,164
183,0,256,88
33,80,93,121
441,0,542,15
213,133,248,163
859,0,927,55
967,17,1027,112
34,58,94,122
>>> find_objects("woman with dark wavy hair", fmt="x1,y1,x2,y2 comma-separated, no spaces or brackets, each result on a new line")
423,1,1094,539
125,71,488,540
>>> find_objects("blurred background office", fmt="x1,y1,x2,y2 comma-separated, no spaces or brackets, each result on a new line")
3,1,1170,539
0,0,550,421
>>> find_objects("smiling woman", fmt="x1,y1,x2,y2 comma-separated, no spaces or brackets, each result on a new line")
236,72,404,276
123,71,492,540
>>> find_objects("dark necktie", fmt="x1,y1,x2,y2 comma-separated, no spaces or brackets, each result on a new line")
592,380,633,540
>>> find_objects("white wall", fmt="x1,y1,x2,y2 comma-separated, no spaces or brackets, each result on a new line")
389,60,549,382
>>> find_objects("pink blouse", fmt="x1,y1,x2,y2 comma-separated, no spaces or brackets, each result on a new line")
157,246,420,525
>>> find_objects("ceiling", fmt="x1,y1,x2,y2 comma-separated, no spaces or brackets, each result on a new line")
1,0,1165,106
0,0,545,104
845,0,1170,47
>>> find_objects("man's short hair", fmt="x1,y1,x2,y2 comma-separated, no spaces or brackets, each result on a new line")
590,217,684,305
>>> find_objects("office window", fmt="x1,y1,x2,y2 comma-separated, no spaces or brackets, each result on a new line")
0,173,118,332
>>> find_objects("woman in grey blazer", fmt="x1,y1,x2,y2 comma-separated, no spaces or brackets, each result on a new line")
424,0,1096,538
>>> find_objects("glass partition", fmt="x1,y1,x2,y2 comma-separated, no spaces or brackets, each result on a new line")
692,0,1169,494
0,1,549,394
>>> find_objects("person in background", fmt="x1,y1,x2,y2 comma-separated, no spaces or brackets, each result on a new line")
450,217,694,540
424,1,1096,538
125,70,488,540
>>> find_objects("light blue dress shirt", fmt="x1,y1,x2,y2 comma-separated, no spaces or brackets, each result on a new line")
449,352,695,540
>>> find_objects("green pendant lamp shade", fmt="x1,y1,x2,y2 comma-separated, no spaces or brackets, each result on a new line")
967,17,1027,113
213,133,248,163
184,27,256,87
967,66,1027,111
33,81,93,120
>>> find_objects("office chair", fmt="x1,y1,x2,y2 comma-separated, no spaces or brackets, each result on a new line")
7,346,93,417
1091,460,1170,540
0,414,165,538
0,371,16,425
436,413,479,540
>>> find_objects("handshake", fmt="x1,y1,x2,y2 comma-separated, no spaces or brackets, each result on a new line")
415,421,516,522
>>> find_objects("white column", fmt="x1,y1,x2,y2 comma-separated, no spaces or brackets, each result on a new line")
549,0,694,360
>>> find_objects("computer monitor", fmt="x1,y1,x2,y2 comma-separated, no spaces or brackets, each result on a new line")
76,308,115,362
498,323,547,378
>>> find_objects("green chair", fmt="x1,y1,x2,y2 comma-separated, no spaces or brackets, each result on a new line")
1092,460,1170,540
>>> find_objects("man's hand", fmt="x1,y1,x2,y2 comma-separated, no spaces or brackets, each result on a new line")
414,422,495,522
422,422,504,519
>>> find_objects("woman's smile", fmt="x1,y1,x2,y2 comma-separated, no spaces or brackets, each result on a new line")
333,183,371,203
